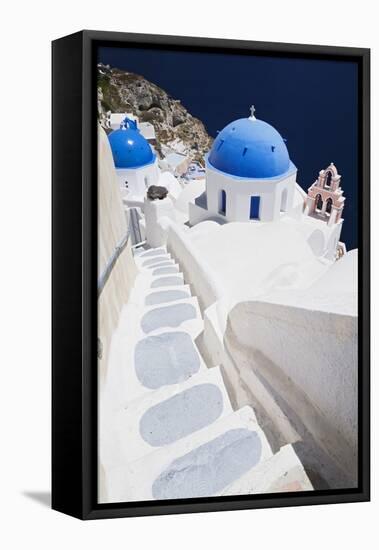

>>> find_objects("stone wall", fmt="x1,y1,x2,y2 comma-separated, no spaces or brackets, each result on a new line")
98,124,138,382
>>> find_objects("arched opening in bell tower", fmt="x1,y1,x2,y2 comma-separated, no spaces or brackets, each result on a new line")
326,198,333,215
325,171,332,188
315,194,323,212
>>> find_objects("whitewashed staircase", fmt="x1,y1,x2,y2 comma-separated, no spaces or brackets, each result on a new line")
100,246,313,503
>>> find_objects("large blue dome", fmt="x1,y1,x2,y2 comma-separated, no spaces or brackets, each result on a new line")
208,117,291,178
108,124,155,169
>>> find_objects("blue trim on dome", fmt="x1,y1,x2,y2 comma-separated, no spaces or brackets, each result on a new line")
208,118,292,179
108,126,156,169
206,154,297,181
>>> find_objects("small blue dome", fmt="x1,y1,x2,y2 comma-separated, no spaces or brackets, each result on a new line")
208,117,290,178
108,124,155,169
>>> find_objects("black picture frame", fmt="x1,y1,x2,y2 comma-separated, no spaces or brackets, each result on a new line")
52,30,370,520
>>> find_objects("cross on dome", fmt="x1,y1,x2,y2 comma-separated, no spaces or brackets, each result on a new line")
249,105,256,120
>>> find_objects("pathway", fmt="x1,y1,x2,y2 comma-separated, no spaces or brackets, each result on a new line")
100,246,313,503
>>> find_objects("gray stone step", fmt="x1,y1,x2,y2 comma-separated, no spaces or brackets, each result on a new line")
104,366,232,467
136,253,173,269
140,297,203,336
117,323,208,406
121,406,273,503
136,247,167,259
144,287,191,307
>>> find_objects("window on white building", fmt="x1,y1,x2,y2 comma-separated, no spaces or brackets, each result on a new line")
250,196,260,220
280,188,288,212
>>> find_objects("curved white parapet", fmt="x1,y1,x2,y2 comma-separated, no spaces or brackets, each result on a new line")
224,296,358,486
166,223,226,311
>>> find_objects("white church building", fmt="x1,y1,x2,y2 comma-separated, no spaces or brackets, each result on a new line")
190,106,296,224
107,115,182,217
108,117,160,200
188,106,345,261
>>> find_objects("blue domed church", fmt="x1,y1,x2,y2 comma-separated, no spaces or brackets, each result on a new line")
108,117,159,201
190,107,298,224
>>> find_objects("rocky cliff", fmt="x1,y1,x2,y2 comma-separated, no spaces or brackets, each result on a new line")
97,63,213,165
